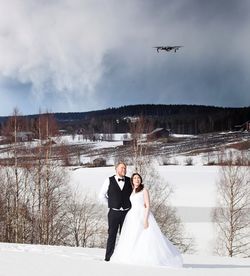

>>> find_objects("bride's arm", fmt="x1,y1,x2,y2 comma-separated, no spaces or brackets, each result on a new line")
143,188,150,229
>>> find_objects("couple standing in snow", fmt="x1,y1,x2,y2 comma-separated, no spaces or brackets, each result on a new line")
98,161,183,267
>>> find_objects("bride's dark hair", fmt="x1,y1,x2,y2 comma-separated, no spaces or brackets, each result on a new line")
130,173,144,193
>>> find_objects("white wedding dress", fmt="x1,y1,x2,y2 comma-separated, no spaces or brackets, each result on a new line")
111,189,183,267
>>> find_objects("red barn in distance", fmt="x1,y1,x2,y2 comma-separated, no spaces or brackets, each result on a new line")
147,128,171,141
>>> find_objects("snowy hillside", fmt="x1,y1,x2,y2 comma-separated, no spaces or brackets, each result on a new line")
0,243,249,276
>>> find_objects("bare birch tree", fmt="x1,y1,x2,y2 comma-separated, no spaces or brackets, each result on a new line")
66,192,106,247
0,167,7,242
31,112,69,245
1,108,27,243
129,116,153,173
213,161,250,257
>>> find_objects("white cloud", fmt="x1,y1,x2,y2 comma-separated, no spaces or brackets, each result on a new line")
0,0,136,105
0,0,152,113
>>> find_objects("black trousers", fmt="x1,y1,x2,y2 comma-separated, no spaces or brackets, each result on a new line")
105,209,128,261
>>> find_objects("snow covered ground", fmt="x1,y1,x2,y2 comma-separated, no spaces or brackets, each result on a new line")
0,242,249,276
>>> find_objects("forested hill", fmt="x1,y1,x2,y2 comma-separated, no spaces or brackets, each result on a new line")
0,104,249,134
53,104,249,120
56,104,250,134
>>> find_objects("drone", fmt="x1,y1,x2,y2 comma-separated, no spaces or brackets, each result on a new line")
154,46,183,53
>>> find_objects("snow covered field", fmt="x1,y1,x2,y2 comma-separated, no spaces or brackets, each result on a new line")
69,165,219,206
0,242,249,276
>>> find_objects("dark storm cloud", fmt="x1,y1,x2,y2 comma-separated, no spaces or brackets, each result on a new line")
98,0,250,108
97,50,250,108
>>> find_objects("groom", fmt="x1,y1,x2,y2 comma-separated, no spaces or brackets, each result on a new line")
99,161,132,261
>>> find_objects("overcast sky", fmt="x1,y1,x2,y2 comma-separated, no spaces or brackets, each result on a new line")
0,0,250,116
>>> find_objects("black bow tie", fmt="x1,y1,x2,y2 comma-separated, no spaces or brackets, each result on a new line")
118,178,125,182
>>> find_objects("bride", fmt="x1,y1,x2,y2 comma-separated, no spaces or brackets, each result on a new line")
111,173,183,267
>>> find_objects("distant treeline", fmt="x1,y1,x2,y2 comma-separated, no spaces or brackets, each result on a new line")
52,104,250,134
0,104,249,134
